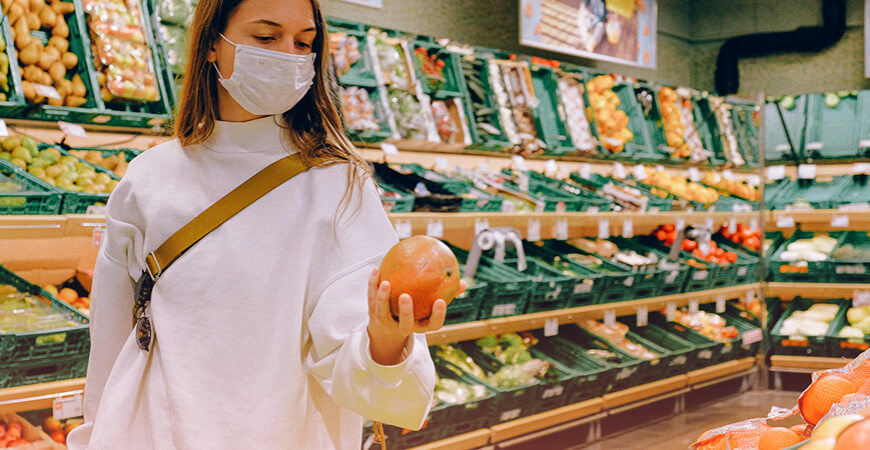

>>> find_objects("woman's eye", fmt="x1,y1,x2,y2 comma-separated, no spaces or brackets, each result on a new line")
296,41,312,49
254,36,275,43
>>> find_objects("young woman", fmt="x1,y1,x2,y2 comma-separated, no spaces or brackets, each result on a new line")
67,0,462,448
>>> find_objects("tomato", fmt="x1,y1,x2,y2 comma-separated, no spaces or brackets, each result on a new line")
692,248,704,258
725,251,738,263
744,236,761,250
662,224,676,233
682,239,698,251
656,230,668,242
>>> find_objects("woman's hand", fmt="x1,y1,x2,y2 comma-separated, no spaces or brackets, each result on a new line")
366,268,467,366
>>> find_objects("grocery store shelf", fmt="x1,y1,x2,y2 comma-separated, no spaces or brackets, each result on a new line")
426,284,761,345
769,355,849,373
765,283,870,300
8,122,162,146
408,429,491,450
601,375,688,409
0,378,85,415
767,210,870,231
489,398,604,442
687,357,757,385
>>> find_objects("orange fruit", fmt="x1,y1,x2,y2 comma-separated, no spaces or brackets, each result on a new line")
58,287,78,303
800,374,861,425
834,418,870,449
379,236,460,320
844,361,870,389
789,423,810,437
758,427,803,450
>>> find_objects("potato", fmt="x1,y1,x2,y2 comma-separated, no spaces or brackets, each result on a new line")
100,86,112,102
54,77,71,97
48,61,64,81
51,19,67,37
95,71,106,86
50,0,73,14
13,18,30,49
48,36,68,53
39,6,56,28
65,95,85,107
8,3,25,27
21,80,35,100
22,64,40,82
18,42,39,66
1,0,13,11
37,50,55,70
71,73,85,97
47,94,63,106
61,51,76,69
29,0,44,12
39,71,51,86
43,45,59,61
26,12,39,30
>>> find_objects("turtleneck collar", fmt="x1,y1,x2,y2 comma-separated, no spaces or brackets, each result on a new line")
201,115,296,154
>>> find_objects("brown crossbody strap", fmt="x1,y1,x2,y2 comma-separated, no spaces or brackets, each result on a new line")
132,153,309,351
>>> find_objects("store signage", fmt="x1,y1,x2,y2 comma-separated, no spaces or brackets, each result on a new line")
556,219,569,240
519,0,658,68
434,157,449,172
53,393,83,420
689,299,699,314
544,318,559,336
776,215,795,228
622,219,633,238
426,219,444,238
58,121,87,138
636,305,648,326
597,219,609,239
767,165,786,181
603,309,616,326
379,142,399,155
527,218,541,241
666,302,676,321
394,220,412,239
336,0,382,8
831,214,850,228
716,295,726,313
0,120,7,137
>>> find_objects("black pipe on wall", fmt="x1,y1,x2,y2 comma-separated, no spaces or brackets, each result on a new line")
714,0,847,95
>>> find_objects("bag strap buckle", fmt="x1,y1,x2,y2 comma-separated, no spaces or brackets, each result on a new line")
145,252,162,281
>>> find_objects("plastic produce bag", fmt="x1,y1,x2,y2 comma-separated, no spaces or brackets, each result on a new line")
156,0,193,26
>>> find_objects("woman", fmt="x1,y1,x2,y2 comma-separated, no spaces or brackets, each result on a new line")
67,0,461,448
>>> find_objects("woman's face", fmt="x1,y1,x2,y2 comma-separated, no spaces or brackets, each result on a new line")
208,0,316,119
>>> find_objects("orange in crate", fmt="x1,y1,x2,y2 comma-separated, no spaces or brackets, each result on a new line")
758,427,804,450
799,373,861,425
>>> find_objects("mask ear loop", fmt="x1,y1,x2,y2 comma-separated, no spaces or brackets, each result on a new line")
212,33,237,80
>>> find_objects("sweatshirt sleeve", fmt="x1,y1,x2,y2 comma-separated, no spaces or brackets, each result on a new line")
67,173,146,449
304,174,436,431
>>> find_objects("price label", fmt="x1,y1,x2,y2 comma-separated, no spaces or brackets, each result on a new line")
85,204,106,215
742,329,763,346
688,167,701,182
648,207,660,214
426,219,444,238
622,219,634,238
746,289,755,306
854,290,870,307
587,206,599,214
852,163,870,175
556,219,569,240
518,172,530,192
512,155,528,171
666,302,676,321
434,156,450,173
613,162,627,179
500,408,521,422
636,305,648,327
0,120,7,137
747,174,761,187
603,309,616,326
474,218,490,236
676,218,685,231
859,140,870,149
394,220,412,239
831,215,850,228
598,219,610,239
35,83,61,100
722,170,734,180
544,318,559,337
379,142,399,155
58,121,87,138
633,164,648,180
655,165,665,173
716,295,726,313
798,164,816,180
477,161,490,172
728,218,737,234
53,393,83,420
767,165,786,181
689,299,699,314
750,218,759,232
705,217,714,231
776,215,795,228
527,218,541,241
805,142,824,151
544,159,558,177
92,224,106,248
579,163,592,179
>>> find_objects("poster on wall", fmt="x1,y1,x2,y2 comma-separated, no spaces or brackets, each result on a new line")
335,0,382,8
519,0,657,68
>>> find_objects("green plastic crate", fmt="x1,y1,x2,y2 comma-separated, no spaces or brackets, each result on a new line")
606,236,690,298
708,238,761,287
554,325,648,392
525,171,614,212
827,301,870,359
576,323,676,384
768,177,849,211
718,311,764,359
633,83,672,162
376,181,414,213
584,75,655,162
530,335,615,406
499,257,572,314
694,96,728,166
445,279,486,320
834,174,870,210
803,92,861,160
0,264,90,366
633,235,718,292
568,172,673,212
856,90,870,158
768,230,839,283
341,84,395,143
764,96,807,163
0,15,27,117
35,144,122,214
540,239,638,303
396,164,504,212
459,54,512,151
769,297,846,357
326,18,378,88
520,242,603,308
448,244,532,320
529,65,574,154
649,313,723,369
828,231,870,283
618,317,700,374
0,354,88,389
731,102,761,167
0,159,62,215
411,40,465,99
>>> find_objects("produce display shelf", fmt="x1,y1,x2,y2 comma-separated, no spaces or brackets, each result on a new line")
425,284,760,345
765,282,870,300
407,357,757,449
0,378,84,414
768,355,849,372
768,210,870,231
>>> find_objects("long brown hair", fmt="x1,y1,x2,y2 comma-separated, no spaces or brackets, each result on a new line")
173,0,369,219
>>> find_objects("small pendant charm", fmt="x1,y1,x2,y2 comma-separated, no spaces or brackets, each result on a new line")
136,315,153,351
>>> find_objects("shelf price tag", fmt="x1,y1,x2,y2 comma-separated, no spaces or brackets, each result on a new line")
598,219,610,239
805,142,824,151
776,215,795,228
603,309,616,326
767,165,786,181
704,217,714,231
716,295,726,313
0,120,8,137
477,161,490,172
379,142,399,155
544,318,559,337
742,329,763,346
633,164,648,180
434,157,450,173
676,218,685,232
746,289,755,306
474,218,490,237
797,164,816,180
860,140,870,150
655,165,665,173
622,219,634,238
750,218,759,232
722,170,734,180
518,172,530,192
58,121,87,138
747,174,761,187
666,302,676,321
689,299,699,314
53,393,83,420
556,219,569,240
394,220,412,239
852,163,870,175
728,218,737,234
579,163,592,179
544,159,558,177
613,162,627,179
35,83,61,100
854,290,870,307
92,223,106,248
426,219,444,238
688,167,701,182
831,214,850,228
512,155,528,171
527,218,541,241
636,305,648,327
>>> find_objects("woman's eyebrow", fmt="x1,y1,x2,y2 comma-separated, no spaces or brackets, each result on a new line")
250,19,282,27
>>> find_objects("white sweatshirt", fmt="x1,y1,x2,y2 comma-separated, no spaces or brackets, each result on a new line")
67,116,436,450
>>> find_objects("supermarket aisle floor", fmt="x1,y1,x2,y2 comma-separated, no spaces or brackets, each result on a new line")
572,390,800,450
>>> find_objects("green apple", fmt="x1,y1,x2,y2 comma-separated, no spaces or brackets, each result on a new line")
812,414,864,439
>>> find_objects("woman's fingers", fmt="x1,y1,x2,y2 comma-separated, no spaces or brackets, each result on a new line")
397,294,414,336
416,299,447,332
458,280,468,296
375,280,393,322
367,269,380,315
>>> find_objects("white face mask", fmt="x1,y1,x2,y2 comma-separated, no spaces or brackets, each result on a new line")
213,33,316,115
